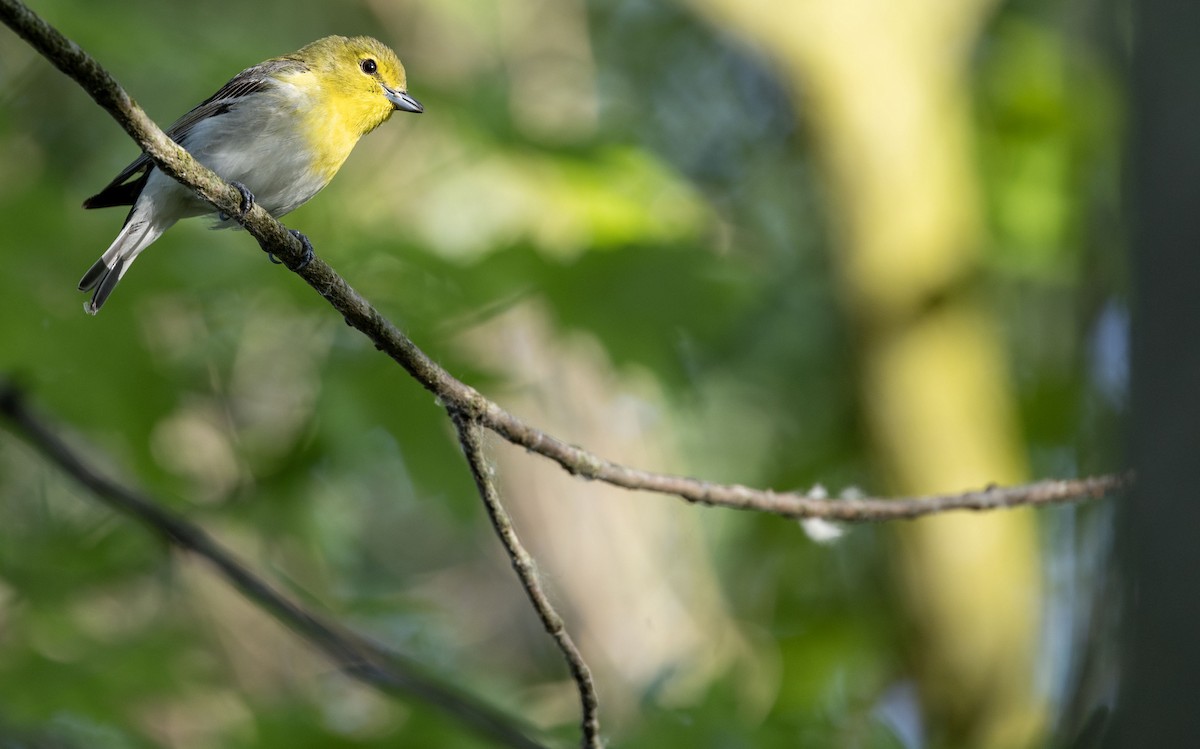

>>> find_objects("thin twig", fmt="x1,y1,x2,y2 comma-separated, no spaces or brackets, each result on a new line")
0,0,1127,524
450,410,603,749
0,381,548,749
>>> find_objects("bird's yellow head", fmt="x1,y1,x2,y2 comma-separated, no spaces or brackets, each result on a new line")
285,36,422,140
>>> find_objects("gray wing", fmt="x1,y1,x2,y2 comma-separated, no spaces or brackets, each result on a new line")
83,57,309,210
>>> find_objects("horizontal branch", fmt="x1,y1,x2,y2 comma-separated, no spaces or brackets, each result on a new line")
0,0,1126,525
0,380,547,749
471,416,1129,521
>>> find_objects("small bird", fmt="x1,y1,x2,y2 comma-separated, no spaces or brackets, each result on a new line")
79,35,422,314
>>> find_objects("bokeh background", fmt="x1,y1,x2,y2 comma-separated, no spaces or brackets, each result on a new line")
0,0,1127,747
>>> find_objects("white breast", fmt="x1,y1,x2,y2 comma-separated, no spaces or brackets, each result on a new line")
168,82,333,222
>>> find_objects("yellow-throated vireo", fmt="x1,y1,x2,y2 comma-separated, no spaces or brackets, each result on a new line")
79,35,422,314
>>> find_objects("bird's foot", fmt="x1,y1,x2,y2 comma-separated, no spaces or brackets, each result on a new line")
219,181,255,221
267,229,315,270
288,230,315,270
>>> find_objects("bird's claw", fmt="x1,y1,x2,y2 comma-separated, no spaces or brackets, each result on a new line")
264,230,314,269
287,229,315,270
219,181,255,221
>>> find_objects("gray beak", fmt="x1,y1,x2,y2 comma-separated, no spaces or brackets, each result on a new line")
385,86,424,113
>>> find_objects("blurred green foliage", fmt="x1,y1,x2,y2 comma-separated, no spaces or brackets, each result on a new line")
0,0,1123,747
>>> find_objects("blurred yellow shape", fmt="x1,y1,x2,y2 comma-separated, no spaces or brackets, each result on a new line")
687,0,1046,746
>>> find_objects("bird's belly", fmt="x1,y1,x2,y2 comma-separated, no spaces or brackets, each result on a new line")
200,138,330,217
182,103,336,220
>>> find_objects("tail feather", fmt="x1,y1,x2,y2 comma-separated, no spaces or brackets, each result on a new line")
77,255,112,292
79,216,167,315
84,255,129,314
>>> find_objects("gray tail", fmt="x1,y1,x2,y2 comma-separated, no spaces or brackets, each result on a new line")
78,217,165,314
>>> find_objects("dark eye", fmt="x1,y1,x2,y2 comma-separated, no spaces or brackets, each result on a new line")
360,58,377,75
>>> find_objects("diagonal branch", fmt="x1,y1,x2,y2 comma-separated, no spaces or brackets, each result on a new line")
450,410,602,749
0,380,548,749
0,0,1127,524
